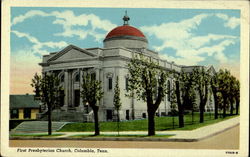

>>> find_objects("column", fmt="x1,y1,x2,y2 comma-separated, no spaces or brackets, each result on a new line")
78,68,85,112
95,68,100,107
80,68,83,106
71,70,74,107
99,68,104,107
68,70,72,107
62,70,69,110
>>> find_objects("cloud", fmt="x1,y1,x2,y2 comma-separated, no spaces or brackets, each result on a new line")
11,30,68,55
216,13,240,29
12,10,50,25
12,10,117,42
141,13,239,66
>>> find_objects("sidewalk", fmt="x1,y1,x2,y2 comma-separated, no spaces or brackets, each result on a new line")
10,116,239,142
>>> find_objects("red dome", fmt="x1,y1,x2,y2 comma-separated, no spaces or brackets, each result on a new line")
105,25,146,39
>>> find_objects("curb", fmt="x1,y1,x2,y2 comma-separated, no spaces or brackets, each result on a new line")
9,136,198,142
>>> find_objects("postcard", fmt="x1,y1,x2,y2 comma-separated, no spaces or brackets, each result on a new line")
1,0,249,157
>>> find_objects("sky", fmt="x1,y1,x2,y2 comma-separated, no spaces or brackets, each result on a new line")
10,7,240,94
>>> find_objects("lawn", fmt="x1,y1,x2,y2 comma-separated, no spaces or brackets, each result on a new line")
58,112,238,132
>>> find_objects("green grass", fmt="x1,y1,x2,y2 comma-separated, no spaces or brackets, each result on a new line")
58,112,239,132
10,133,64,137
70,134,174,138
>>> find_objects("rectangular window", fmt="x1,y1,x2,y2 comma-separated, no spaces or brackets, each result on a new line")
126,110,130,120
11,109,19,119
125,77,129,91
108,78,112,90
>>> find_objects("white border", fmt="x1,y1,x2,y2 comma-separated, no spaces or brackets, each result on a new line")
1,0,249,157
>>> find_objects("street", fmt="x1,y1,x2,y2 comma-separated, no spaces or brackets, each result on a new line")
9,125,239,149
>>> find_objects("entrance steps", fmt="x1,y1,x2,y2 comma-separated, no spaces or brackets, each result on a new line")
11,121,68,133
38,110,88,122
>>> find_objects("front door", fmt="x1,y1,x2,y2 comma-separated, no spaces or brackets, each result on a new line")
74,90,80,107
106,110,113,121
126,110,130,120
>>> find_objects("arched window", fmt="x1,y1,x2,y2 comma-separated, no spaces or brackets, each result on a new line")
91,72,96,80
75,73,80,82
60,74,64,83
167,80,171,101
125,77,129,91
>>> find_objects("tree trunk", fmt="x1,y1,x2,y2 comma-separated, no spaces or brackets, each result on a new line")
200,103,204,123
178,110,184,127
230,99,234,115
117,109,120,136
213,92,218,119
191,109,194,124
147,110,155,136
236,99,239,115
223,97,227,118
48,104,52,135
175,81,184,128
93,106,100,136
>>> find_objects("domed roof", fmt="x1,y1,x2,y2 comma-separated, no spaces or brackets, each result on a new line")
105,25,146,40
103,12,148,49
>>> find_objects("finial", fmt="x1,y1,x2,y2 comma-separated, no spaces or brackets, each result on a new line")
123,10,130,25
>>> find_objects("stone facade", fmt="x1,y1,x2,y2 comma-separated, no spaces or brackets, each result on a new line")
39,15,215,122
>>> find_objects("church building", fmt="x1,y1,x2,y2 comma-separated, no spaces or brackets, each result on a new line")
39,13,215,122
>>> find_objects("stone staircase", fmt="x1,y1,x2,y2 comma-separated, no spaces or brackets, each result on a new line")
38,109,86,122
11,121,69,133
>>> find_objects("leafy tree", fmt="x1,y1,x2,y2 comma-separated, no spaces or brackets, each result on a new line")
217,69,231,118
31,72,61,135
127,55,169,136
172,71,195,127
80,72,103,136
234,79,240,115
192,67,210,123
113,76,122,135
228,76,237,115
188,88,197,124
228,75,240,115
169,86,178,129
210,73,220,119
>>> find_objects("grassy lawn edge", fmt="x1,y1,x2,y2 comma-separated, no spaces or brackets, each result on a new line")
58,113,239,132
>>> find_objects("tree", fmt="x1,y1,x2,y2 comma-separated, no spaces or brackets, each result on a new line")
188,88,197,124
169,85,178,129
192,67,210,123
210,73,220,119
228,75,240,115
80,72,103,136
228,76,237,115
172,71,195,127
127,55,169,136
217,69,231,118
234,79,240,115
31,72,61,135
113,76,122,135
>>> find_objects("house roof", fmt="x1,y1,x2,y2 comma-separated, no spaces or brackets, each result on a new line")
10,94,40,109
